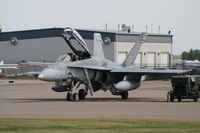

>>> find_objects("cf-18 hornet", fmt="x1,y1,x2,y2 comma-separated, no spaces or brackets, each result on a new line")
36,27,189,101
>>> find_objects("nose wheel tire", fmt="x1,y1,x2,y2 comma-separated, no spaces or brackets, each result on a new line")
78,89,87,100
121,91,128,99
66,92,77,101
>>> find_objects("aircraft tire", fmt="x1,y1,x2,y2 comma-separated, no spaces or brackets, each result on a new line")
170,96,174,102
193,93,198,102
121,91,128,99
177,97,182,102
78,89,86,100
66,93,70,101
194,96,198,102
66,93,77,101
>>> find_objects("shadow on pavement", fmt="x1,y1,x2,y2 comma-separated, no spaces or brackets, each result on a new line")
5,97,170,103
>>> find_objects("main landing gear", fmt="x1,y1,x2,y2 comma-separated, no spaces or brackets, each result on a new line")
78,89,87,100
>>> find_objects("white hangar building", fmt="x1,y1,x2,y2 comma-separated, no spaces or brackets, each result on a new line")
0,28,173,68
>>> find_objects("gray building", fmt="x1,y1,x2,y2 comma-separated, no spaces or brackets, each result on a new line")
0,28,173,69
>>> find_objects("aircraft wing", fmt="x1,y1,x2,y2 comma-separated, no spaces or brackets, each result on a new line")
0,64,18,69
111,68,190,74
20,62,52,67
0,66,18,69
111,68,191,80
17,71,40,77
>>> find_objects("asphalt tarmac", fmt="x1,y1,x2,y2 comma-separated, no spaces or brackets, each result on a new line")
0,79,199,119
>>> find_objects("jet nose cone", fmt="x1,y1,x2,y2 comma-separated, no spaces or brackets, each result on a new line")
38,74,44,80
38,69,52,81
38,68,64,81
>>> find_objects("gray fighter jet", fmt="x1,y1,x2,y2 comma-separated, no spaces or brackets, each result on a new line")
37,27,189,101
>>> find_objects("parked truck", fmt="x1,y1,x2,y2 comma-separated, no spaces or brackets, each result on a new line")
168,75,200,102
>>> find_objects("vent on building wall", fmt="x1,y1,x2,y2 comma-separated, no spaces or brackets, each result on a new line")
10,37,18,45
103,37,111,45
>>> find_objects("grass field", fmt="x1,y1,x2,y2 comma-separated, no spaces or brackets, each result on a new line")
0,118,200,133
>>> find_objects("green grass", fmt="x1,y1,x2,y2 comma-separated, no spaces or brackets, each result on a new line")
0,75,37,80
0,118,200,133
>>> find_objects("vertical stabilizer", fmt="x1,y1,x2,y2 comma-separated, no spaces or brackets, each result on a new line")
93,33,105,58
122,33,147,67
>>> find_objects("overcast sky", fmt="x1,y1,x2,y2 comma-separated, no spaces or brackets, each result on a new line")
0,0,200,54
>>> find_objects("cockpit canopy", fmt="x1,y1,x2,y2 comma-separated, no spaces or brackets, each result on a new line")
63,27,91,60
57,54,71,62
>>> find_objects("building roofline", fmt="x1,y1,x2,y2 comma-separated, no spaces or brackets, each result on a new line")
0,27,172,43
1,27,172,36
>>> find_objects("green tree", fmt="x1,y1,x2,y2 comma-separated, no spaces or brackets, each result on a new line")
181,49,200,60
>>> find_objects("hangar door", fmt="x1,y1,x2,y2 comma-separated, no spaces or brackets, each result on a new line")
134,52,142,67
117,52,127,64
160,53,169,66
147,53,156,67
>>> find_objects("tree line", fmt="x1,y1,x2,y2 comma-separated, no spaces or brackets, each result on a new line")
181,49,200,60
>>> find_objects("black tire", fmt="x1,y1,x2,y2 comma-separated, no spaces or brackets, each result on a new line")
194,93,199,102
121,91,128,99
66,93,76,101
66,93,70,101
177,97,182,102
78,89,86,100
194,96,198,102
170,96,174,102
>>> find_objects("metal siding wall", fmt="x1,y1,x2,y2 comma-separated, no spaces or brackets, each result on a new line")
116,34,172,43
160,53,169,66
116,34,140,42
117,52,128,64
0,37,71,63
115,41,172,68
0,28,64,41
135,53,142,66
0,37,115,63
147,53,156,66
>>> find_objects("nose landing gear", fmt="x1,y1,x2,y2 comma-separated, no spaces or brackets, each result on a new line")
66,92,77,101
66,89,87,101
66,81,88,101
66,81,80,101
